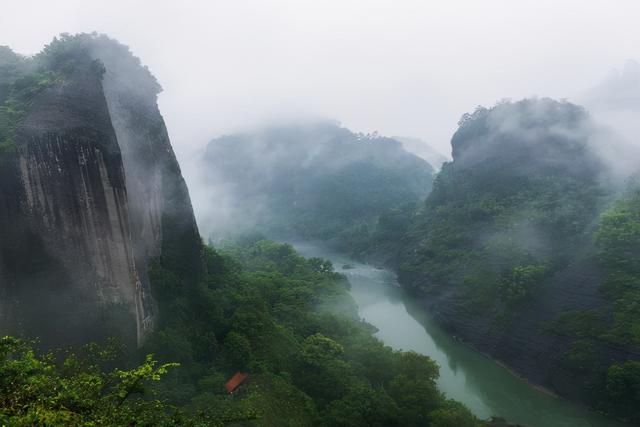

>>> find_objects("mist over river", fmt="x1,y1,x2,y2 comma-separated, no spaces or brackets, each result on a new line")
293,242,626,427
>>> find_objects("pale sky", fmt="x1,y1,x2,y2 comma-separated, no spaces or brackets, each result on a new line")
1,0,639,163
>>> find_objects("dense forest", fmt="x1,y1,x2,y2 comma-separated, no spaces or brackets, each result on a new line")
198,122,435,254
2,238,493,427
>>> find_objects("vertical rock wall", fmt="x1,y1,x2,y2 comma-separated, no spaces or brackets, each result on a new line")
0,36,204,346
0,67,145,345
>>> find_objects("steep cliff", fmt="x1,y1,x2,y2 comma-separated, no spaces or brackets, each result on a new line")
0,34,202,346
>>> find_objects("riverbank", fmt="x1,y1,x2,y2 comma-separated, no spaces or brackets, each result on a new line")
293,241,627,427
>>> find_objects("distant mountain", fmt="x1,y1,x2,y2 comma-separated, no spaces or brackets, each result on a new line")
198,121,435,249
392,136,449,170
584,59,640,110
577,59,640,182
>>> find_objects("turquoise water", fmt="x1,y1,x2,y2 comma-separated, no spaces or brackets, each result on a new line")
294,243,626,427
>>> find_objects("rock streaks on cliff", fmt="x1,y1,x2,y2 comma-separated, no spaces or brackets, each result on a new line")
0,35,202,346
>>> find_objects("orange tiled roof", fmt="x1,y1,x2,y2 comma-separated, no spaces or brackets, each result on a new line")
225,372,248,393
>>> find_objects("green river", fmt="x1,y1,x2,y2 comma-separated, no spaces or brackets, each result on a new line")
294,243,626,427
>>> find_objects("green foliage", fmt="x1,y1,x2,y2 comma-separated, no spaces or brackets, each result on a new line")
0,336,185,426
579,187,640,421
499,264,548,305
596,188,640,275
38,32,161,95
0,32,164,164
202,122,434,249
38,33,106,78
393,97,604,295
506,174,640,421
141,238,484,426
323,384,400,427
550,309,608,340
429,400,483,427
300,333,345,367
222,332,252,370
603,361,640,424
562,340,599,373
0,59,59,159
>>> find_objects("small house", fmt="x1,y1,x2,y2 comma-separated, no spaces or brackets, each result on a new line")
225,372,248,394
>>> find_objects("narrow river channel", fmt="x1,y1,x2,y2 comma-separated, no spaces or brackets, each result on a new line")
293,242,626,427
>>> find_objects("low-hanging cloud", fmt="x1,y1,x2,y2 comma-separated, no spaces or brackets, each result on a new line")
579,60,640,183
2,1,640,234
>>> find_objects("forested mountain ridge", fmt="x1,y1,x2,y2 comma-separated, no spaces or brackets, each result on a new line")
199,121,435,250
357,98,640,422
0,34,202,346
398,98,607,294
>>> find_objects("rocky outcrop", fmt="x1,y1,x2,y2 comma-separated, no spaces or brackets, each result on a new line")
0,35,202,346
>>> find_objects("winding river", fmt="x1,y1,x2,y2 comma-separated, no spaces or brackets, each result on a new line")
294,243,625,427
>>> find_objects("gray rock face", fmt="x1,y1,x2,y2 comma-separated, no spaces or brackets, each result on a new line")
0,37,202,346
99,62,203,292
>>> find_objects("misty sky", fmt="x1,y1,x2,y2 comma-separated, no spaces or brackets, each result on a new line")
2,0,640,164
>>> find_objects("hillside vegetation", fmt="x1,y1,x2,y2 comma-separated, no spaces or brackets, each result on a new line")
199,122,434,252
351,99,640,423
1,239,486,427
398,99,606,308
